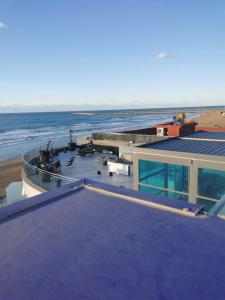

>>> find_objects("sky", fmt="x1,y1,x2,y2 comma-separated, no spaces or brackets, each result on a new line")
0,0,225,111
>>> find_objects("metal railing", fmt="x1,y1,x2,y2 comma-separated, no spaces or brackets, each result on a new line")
22,148,78,192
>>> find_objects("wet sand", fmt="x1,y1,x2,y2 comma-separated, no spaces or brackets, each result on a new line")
0,157,22,198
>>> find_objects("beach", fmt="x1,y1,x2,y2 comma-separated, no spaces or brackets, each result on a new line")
194,109,225,127
0,157,22,198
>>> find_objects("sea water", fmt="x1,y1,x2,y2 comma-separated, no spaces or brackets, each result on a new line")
0,107,216,160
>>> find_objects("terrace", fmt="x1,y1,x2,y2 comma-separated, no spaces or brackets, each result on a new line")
22,145,134,198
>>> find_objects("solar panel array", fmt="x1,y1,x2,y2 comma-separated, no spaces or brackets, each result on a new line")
144,138,225,156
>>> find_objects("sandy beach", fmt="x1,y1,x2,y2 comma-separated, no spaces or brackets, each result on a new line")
194,109,225,127
0,157,22,198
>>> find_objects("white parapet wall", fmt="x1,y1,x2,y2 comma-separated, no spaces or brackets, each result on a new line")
22,170,46,198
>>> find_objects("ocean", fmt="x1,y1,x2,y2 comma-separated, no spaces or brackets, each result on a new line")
0,107,220,161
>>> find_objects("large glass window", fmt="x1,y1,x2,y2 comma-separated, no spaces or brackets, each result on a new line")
198,168,225,200
138,160,189,201
139,160,189,193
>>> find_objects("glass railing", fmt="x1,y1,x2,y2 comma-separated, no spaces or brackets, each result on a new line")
22,148,78,192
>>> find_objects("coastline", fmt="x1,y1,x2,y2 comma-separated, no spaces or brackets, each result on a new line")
0,157,22,198
0,108,224,199
72,108,205,116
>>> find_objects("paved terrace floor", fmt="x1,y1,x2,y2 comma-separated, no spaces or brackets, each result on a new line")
58,151,134,189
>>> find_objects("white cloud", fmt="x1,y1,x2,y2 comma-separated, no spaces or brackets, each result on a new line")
155,52,172,60
0,21,7,29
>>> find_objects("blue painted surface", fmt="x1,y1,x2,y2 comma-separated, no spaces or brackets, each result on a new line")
84,179,201,213
0,179,202,219
184,131,225,140
0,181,225,299
142,138,225,156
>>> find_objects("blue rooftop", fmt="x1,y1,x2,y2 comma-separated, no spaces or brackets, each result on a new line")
183,131,225,140
142,138,225,156
0,180,225,300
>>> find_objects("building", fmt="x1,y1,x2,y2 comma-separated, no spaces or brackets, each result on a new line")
1,179,225,299
155,120,195,137
133,131,225,210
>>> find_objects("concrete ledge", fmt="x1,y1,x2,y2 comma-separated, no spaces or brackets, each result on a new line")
92,132,169,145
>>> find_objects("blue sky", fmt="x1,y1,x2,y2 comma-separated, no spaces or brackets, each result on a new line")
0,0,225,111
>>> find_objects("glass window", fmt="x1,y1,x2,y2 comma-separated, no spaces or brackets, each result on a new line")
139,185,188,201
196,198,215,212
139,160,165,187
139,160,189,193
198,168,225,200
139,185,163,196
165,191,188,202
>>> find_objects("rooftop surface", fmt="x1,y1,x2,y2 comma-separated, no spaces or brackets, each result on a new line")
59,151,134,189
182,130,225,140
0,180,225,300
29,151,134,192
141,137,225,156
